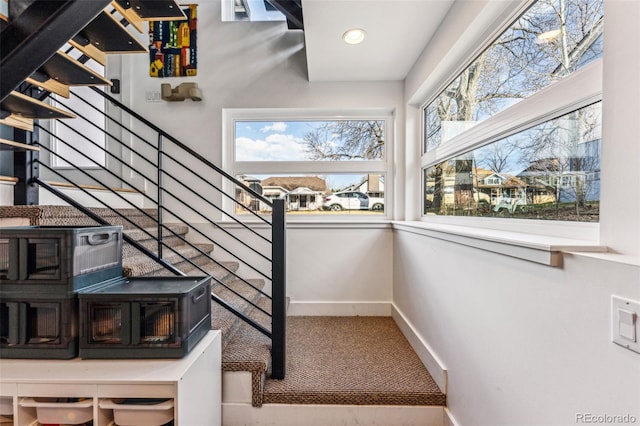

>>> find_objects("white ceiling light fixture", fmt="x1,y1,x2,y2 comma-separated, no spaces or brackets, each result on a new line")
342,28,366,45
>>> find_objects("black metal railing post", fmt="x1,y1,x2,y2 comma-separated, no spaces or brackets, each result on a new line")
271,198,286,379
157,133,164,258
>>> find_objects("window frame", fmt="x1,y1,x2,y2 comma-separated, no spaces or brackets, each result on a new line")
223,108,394,221
50,56,107,170
418,0,603,241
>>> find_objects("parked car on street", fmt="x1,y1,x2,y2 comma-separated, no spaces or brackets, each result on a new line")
322,191,384,211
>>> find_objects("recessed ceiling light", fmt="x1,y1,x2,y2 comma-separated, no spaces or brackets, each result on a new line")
342,28,366,45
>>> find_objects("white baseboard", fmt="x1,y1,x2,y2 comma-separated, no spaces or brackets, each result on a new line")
287,301,392,316
392,304,448,394
445,407,461,426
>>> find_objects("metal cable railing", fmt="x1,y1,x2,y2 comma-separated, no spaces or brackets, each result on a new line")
34,85,287,378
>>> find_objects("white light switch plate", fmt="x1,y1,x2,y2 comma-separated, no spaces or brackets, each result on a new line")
612,295,640,354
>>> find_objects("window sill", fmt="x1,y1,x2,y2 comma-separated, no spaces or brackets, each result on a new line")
392,221,607,267
217,219,392,230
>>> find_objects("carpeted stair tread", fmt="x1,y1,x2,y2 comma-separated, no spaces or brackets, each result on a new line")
0,205,162,230
219,293,276,407
122,223,190,242
210,278,266,350
122,226,196,259
222,315,273,407
262,316,446,407
35,205,160,229
122,244,220,277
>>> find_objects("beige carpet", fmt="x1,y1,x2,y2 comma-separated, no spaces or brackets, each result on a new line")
263,316,446,406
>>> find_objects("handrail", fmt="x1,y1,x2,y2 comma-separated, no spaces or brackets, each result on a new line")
89,86,271,207
5,0,286,379
35,179,185,277
35,116,274,276
61,92,274,234
37,84,287,377
35,141,272,310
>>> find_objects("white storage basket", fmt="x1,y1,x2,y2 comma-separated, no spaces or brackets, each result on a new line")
100,398,174,426
20,397,93,425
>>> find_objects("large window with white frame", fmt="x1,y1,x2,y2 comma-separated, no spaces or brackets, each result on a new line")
421,0,603,222
224,109,392,217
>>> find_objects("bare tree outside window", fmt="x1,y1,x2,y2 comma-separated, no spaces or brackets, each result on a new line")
422,0,603,222
424,0,603,152
302,120,385,161
424,102,601,221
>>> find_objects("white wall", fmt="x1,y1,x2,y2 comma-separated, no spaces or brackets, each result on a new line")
394,230,640,425
396,0,640,425
109,3,640,424
286,225,393,315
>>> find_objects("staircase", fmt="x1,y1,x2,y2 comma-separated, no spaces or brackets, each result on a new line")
0,2,448,424
0,203,276,408
1,0,285,402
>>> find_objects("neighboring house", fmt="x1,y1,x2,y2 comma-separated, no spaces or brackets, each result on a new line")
476,172,528,204
260,176,327,211
236,175,265,213
517,147,601,204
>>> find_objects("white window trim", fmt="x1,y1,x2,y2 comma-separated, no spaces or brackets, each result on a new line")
415,0,604,246
421,59,602,169
222,107,394,221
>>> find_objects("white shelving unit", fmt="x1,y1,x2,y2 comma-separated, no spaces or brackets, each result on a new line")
0,330,221,426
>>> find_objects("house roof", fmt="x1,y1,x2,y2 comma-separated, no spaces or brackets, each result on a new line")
261,176,327,192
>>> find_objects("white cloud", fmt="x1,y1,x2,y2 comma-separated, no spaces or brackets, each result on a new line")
261,122,287,133
235,134,306,161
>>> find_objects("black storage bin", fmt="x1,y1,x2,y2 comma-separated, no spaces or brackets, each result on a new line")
78,276,211,359
0,226,123,295
0,292,78,359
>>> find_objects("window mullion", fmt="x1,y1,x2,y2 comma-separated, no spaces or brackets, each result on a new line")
421,59,602,169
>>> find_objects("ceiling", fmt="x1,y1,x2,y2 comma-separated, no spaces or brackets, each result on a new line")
301,0,456,82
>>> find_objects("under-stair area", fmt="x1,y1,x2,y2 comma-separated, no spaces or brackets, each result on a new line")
0,204,446,425
1,0,447,424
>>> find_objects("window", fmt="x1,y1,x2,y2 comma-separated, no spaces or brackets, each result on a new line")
51,53,106,169
224,109,392,217
424,102,601,221
421,0,603,223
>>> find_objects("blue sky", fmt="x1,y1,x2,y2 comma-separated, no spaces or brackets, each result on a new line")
235,120,368,190
235,120,326,161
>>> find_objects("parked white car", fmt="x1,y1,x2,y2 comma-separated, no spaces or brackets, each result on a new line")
493,196,527,214
322,191,384,211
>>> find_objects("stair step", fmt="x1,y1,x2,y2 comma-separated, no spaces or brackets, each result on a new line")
261,317,446,407
1,91,75,120
122,234,196,259
0,114,33,131
111,1,145,33
0,138,39,152
37,50,112,87
25,76,70,98
124,0,187,21
78,11,148,54
211,278,267,351
123,243,218,277
31,205,159,229
123,223,190,243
